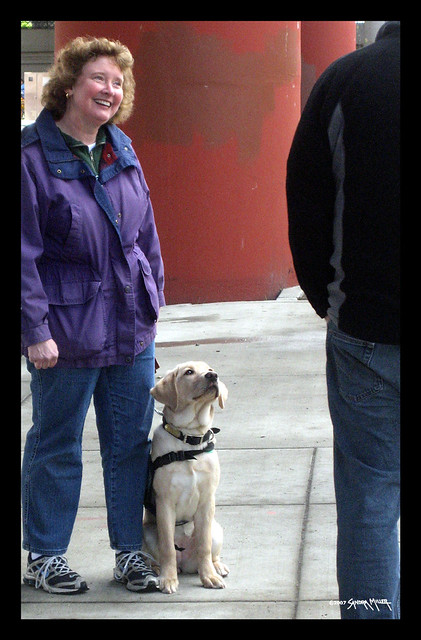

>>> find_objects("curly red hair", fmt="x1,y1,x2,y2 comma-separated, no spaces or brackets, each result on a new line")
42,36,135,124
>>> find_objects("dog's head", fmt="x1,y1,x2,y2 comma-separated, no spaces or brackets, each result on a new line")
150,361,228,413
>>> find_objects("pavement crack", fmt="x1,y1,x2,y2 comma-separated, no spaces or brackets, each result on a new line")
292,446,317,619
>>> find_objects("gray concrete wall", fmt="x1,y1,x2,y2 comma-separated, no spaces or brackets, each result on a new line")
21,28,55,78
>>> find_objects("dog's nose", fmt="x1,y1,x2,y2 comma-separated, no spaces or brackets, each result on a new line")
205,371,218,382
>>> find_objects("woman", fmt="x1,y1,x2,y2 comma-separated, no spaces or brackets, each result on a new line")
21,37,165,593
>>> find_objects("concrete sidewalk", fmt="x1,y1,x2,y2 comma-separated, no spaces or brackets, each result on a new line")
21,287,340,619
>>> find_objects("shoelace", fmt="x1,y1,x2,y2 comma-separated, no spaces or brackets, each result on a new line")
32,555,72,590
116,550,157,576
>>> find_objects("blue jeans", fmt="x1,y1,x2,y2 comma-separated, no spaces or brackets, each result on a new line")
22,343,155,555
326,322,400,619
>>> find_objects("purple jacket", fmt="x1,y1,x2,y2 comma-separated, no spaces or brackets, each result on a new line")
21,108,165,368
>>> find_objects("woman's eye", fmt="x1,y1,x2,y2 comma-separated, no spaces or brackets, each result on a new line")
91,74,122,88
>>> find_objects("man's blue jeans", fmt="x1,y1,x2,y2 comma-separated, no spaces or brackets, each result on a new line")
22,343,155,555
326,322,400,619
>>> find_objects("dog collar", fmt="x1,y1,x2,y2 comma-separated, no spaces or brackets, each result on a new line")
162,419,220,445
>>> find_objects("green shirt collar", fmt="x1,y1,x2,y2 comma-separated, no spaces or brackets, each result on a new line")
59,127,107,174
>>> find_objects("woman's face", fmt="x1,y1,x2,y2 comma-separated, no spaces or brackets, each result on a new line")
67,56,124,128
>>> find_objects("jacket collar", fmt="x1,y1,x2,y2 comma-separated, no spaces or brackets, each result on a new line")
22,108,137,180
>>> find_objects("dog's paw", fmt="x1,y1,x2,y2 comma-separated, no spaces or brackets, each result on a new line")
200,571,226,589
213,560,230,577
159,574,179,594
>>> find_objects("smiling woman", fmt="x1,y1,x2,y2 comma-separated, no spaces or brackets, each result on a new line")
41,36,135,126
56,57,125,144
21,36,165,595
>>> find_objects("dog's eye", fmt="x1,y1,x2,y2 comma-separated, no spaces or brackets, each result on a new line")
185,369,194,376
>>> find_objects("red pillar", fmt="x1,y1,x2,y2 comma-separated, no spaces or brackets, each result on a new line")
301,21,356,109
55,21,301,303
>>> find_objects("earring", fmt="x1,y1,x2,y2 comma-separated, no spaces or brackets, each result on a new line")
65,91,70,99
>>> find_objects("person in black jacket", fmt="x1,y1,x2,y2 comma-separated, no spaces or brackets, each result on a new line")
287,22,400,619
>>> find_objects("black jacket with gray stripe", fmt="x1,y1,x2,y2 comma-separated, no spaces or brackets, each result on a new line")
286,23,400,344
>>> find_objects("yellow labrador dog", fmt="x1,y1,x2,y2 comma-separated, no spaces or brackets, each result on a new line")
143,361,229,594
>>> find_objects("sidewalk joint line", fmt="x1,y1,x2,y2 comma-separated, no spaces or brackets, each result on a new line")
292,446,317,619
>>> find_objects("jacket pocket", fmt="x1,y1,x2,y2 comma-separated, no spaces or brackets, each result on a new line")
43,279,106,359
62,203,84,260
132,245,160,320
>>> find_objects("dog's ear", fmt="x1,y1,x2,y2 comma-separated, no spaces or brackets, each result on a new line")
217,380,228,409
150,368,179,411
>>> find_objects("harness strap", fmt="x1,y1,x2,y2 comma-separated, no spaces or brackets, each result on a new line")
151,441,215,472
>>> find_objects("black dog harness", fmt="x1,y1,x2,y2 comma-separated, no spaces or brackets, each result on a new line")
144,421,220,524
151,420,220,471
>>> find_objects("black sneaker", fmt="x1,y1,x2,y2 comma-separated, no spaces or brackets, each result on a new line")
114,551,159,592
23,554,89,594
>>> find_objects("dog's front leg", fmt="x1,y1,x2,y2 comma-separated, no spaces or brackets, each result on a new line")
156,500,178,593
194,498,226,589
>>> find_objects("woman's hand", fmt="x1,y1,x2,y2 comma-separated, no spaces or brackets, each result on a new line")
28,339,59,369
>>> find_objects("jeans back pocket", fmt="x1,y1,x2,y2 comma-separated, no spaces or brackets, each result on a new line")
328,325,383,403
